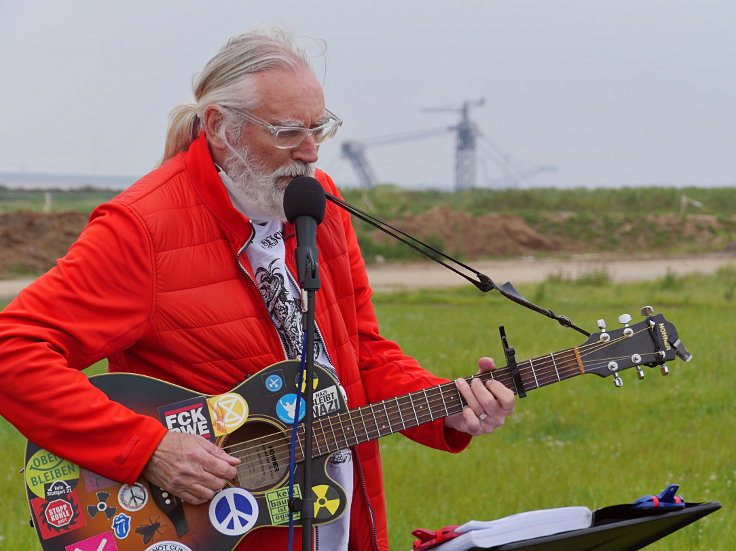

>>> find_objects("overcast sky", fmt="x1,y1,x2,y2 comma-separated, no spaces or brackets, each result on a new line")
1,0,734,189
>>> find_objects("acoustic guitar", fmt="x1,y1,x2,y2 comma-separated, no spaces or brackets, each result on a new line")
24,309,690,551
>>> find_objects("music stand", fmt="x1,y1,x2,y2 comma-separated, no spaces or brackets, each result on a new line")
470,501,721,551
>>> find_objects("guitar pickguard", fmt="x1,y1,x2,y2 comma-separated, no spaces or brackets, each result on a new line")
24,360,349,551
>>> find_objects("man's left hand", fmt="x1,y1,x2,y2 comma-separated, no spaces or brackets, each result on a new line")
444,357,515,436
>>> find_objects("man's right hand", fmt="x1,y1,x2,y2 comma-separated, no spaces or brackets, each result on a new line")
142,431,240,504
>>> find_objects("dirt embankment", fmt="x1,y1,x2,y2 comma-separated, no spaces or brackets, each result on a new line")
0,208,734,278
0,211,89,276
367,204,735,259
381,205,562,257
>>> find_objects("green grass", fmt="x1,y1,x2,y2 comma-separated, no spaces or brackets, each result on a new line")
373,266,734,549
0,187,119,213
0,267,733,549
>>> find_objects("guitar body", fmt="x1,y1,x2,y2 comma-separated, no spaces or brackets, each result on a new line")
24,360,348,551
23,310,691,551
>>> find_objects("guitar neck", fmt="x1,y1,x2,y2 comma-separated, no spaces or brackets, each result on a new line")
308,346,583,458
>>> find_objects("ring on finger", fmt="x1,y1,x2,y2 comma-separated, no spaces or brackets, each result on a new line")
478,412,488,421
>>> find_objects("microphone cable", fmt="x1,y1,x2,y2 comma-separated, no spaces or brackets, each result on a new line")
326,193,590,337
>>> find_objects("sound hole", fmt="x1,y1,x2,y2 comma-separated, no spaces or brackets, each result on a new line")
226,421,290,492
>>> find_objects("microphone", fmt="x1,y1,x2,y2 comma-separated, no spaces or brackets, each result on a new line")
283,176,326,289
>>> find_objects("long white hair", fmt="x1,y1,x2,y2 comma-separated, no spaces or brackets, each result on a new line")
160,28,313,165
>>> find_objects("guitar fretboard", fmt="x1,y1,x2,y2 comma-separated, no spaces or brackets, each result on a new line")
304,346,583,459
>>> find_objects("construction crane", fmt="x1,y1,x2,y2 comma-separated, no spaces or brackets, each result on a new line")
423,98,485,191
342,98,555,190
341,126,452,188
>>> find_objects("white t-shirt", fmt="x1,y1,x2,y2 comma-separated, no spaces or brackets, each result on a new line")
221,171,353,550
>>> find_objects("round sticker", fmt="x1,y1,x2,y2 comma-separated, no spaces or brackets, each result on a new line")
209,393,249,435
25,449,79,498
209,488,259,536
264,374,283,392
312,484,342,519
144,542,193,551
276,393,305,424
118,482,149,512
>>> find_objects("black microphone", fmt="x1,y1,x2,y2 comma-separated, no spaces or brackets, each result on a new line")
283,176,326,290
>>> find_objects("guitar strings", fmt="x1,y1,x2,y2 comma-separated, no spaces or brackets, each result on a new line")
223,328,656,474
222,328,653,471
225,352,656,480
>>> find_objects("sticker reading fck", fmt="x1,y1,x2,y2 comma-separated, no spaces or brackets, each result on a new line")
157,396,215,441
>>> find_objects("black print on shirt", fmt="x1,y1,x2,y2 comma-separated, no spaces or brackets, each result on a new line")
254,258,334,380
260,230,285,249
256,259,303,359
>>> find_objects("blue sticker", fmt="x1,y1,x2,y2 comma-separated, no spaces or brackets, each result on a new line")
208,488,259,536
264,374,283,392
276,394,306,424
112,512,131,539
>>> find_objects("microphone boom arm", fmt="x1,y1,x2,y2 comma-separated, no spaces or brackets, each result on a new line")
325,193,590,337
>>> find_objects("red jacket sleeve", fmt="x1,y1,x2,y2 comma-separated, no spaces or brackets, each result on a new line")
0,202,166,483
320,174,472,453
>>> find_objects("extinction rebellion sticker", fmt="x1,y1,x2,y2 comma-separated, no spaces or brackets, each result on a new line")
208,392,249,436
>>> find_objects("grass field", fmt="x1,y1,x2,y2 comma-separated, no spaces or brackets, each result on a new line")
0,266,733,549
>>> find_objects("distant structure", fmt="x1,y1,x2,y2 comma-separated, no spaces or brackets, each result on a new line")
423,98,484,191
341,98,555,191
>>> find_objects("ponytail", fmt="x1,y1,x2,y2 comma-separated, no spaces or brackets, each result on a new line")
159,103,201,166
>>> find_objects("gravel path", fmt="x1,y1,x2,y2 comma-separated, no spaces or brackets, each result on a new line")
1,253,733,300
366,253,735,292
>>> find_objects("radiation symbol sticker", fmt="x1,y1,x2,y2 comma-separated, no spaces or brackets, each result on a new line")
209,393,249,436
312,485,341,520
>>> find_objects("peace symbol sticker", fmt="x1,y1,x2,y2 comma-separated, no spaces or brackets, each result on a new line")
117,482,148,512
208,487,259,536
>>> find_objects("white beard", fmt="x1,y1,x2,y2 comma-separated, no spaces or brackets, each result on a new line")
222,143,315,221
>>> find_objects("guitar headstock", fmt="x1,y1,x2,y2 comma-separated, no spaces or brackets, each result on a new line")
579,307,692,386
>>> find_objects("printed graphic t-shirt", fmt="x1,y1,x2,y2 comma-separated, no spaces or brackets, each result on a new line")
220,171,353,550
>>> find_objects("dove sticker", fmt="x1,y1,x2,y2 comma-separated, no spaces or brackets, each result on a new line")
276,393,306,424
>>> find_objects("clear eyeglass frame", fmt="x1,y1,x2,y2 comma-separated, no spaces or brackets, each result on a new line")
224,105,343,149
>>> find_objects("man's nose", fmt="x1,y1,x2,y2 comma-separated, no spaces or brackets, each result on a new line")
291,135,319,164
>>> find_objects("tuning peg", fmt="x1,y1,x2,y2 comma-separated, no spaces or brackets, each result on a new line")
618,314,634,336
660,364,669,376
618,313,632,326
636,366,645,379
596,319,610,341
613,373,624,387
640,305,654,317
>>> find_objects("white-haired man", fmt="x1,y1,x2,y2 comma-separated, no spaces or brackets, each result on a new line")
0,29,514,550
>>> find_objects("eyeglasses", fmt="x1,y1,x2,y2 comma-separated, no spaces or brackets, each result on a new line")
224,106,343,149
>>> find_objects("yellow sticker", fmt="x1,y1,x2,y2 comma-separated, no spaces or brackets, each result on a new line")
208,393,249,436
312,484,341,519
25,449,80,498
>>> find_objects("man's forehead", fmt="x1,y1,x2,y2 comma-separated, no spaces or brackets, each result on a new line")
251,68,326,125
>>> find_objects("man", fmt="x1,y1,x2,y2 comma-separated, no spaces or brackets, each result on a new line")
0,29,514,550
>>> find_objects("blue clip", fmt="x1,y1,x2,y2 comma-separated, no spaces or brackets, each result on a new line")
632,484,685,509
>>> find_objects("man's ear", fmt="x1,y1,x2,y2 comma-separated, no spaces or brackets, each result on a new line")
203,105,229,155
